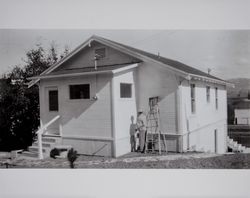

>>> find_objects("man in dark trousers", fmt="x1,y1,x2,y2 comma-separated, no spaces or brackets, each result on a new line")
136,110,147,153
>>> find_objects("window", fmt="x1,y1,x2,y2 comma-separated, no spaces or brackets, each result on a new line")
120,83,132,98
69,84,90,99
95,48,106,59
190,84,196,113
206,86,210,103
215,87,218,109
49,90,58,111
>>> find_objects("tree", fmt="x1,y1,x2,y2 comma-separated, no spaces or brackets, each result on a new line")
0,43,69,151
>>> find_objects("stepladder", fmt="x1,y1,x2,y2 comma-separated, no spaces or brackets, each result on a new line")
146,97,168,154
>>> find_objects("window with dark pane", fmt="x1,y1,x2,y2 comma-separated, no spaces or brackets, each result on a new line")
190,84,196,113
215,87,218,109
70,84,90,99
120,83,132,98
206,86,210,103
95,48,106,59
49,90,58,111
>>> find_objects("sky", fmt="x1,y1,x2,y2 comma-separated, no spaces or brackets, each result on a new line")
0,29,250,80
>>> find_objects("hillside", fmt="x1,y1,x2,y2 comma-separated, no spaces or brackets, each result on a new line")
227,78,250,99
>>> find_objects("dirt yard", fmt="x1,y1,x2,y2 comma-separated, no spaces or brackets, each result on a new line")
1,152,250,169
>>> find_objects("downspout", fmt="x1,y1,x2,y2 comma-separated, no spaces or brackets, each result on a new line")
111,75,117,157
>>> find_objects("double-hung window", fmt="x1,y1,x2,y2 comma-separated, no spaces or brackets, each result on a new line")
49,90,58,111
206,86,210,103
190,84,196,113
215,87,218,109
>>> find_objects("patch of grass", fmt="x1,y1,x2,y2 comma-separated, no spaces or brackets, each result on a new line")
1,153,250,169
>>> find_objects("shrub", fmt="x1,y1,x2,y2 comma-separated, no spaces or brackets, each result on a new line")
67,148,78,168
50,148,60,159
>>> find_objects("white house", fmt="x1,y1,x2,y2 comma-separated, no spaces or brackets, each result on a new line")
28,35,231,158
234,100,250,125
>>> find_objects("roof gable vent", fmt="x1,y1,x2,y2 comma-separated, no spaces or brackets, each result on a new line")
95,48,106,59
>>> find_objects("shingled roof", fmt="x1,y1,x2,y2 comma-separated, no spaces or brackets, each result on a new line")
99,36,224,81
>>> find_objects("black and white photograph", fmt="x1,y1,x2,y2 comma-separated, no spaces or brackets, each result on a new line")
0,0,250,198
1,29,250,169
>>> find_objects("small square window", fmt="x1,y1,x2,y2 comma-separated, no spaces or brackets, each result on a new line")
95,48,106,59
70,84,90,99
120,83,132,98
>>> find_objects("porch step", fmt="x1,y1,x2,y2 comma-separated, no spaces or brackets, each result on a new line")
42,136,62,143
227,136,250,153
21,151,38,158
28,146,47,153
33,142,54,148
18,135,63,159
42,137,57,143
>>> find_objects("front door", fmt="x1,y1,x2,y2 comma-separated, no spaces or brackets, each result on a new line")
214,129,218,153
45,87,60,135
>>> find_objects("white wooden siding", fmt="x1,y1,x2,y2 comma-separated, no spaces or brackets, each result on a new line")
113,69,137,156
40,73,112,140
137,62,179,134
180,80,227,153
54,42,139,72
235,109,250,124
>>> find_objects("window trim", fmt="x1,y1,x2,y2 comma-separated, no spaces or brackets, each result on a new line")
69,84,91,100
120,83,132,99
190,83,196,114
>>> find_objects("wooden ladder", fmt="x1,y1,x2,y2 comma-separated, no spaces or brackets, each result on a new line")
145,97,167,154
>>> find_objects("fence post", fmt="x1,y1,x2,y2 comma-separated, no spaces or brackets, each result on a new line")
38,128,43,160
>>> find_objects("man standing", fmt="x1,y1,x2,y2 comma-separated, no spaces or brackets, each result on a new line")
129,116,137,152
136,110,147,153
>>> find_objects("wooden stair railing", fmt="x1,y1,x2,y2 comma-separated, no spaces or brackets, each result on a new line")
36,115,60,159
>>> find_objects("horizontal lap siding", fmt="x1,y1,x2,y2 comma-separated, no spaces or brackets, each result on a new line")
137,62,179,134
137,63,179,152
62,138,112,156
182,120,226,153
40,74,112,139
113,70,137,156
54,42,139,72
181,80,227,153
61,75,112,138
159,92,177,133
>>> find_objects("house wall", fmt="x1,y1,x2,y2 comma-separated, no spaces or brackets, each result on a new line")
112,69,137,157
137,62,180,152
180,80,227,153
53,41,139,72
39,74,113,156
235,109,250,125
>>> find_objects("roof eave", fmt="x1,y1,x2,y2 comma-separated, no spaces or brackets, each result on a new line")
188,74,234,87
28,63,139,88
29,70,112,81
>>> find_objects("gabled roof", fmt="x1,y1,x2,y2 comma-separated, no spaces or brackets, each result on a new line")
28,35,231,87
